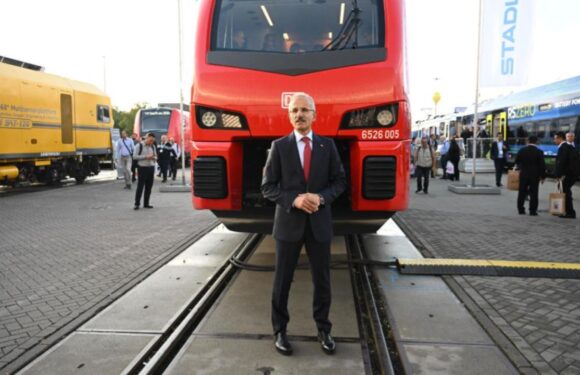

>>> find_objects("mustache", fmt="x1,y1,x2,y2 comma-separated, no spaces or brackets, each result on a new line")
295,116,306,122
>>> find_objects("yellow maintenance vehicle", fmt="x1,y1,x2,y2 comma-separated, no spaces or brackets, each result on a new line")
0,57,114,185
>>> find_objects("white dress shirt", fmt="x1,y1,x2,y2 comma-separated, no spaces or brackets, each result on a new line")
294,130,313,168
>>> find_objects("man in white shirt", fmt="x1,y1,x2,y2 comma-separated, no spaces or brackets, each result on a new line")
116,131,134,189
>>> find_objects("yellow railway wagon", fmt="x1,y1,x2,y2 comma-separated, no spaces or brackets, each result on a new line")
0,60,113,184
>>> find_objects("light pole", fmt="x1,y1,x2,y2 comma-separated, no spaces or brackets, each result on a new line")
178,0,187,186
102,56,107,93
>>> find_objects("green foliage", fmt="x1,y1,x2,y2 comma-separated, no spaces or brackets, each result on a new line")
113,103,150,134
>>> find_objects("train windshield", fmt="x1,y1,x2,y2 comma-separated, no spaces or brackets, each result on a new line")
212,0,383,53
141,109,171,132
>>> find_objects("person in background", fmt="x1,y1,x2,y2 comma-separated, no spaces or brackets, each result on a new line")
116,130,134,189
232,30,247,49
515,135,546,216
567,132,576,147
491,134,509,187
133,133,157,210
554,131,577,219
439,136,449,179
131,133,139,182
447,136,461,181
429,134,438,177
169,137,181,181
157,135,176,183
414,137,434,194
262,33,279,51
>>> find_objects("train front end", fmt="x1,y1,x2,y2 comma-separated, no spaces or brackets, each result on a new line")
191,0,410,234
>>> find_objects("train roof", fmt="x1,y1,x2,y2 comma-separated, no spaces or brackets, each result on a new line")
480,75,580,112
0,61,108,98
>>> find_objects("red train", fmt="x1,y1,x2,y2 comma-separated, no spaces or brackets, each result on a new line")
190,0,410,234
134,107,192,159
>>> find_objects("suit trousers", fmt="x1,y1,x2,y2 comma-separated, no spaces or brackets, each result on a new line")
494,159,506,186
159,160,170,182
135,166,154,206
563,176,576,216
517,176,539,214
272,219,332,335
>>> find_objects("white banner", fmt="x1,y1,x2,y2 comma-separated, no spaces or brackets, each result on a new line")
479,0,536,88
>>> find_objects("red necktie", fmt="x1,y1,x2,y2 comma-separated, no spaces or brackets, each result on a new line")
302,137,311,181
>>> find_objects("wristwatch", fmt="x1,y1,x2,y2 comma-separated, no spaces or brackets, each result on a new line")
318,194,325,205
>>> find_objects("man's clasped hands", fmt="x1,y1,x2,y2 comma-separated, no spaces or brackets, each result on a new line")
293,193,322,214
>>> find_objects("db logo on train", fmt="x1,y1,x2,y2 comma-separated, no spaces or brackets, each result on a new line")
281,92,300,109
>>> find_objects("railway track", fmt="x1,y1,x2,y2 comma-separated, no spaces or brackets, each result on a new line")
123,233,402,375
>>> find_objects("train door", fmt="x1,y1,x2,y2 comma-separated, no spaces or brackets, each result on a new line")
495,111,507,138
60,94,73,144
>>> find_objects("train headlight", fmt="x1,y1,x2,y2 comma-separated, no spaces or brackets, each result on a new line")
340,103,398,129
201,111,218,127
195,105,248,130
376,109,394,126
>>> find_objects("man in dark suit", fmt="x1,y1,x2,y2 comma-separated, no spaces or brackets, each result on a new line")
515,136,546,215
261,93,346,356
554,132,577,218
491,134,509,187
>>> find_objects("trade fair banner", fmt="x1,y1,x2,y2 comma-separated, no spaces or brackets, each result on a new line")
479,0,536,88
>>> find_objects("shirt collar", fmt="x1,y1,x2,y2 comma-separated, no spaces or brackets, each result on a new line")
294,130,313,142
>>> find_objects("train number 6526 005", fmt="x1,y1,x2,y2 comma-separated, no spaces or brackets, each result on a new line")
361,129,400,140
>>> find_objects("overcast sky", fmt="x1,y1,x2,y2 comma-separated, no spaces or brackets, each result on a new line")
2,0,579,121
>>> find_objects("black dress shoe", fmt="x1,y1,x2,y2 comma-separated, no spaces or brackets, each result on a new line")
134,205,140,210
318,330,336,354
144,205,154,209
529,212,538,216
518,211,525,215
559,214,576,219
274,332,292,355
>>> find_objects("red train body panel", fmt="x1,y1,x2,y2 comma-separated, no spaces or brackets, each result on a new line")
190,0,410,233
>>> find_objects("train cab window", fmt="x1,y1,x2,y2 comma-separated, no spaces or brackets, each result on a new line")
97,105,111,123
212,0,382,53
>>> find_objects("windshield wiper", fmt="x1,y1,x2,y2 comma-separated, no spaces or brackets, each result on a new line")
321,0,361,51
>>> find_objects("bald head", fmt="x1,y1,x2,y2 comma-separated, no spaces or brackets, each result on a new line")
288,93,316,112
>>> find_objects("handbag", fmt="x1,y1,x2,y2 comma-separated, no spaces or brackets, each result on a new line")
446,162,454,175
507,169,519,191
549,182,566,216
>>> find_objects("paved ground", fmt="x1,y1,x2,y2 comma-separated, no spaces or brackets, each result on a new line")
0,171,217,373
397,170,580,374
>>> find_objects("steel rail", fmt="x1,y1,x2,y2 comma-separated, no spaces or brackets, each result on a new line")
347,234,397,375
125,233,263,375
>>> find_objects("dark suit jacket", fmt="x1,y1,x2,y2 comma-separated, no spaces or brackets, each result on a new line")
515,145,546,180
491,141,509,161
556,142,576,178
261,133,347,243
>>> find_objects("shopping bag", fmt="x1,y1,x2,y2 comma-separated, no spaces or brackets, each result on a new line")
549,183,566,216
507,169,519,191
446,162,454,175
